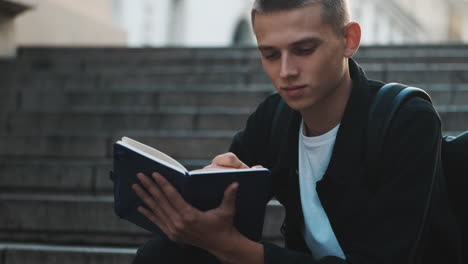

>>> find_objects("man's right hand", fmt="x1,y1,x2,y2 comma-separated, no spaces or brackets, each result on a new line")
203,152,250,170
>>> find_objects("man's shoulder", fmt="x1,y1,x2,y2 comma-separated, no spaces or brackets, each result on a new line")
371,82,440,130
395,95,440,130
371,81,437,116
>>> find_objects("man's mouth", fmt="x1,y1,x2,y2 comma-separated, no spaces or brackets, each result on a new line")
281,85,306,97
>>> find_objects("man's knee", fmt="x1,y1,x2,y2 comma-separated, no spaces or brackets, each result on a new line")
133,236,177,264
132,236,220,264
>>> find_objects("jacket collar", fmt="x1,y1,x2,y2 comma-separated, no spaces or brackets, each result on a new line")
323,58,371,184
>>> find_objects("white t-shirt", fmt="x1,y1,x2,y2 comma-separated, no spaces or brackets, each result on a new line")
298,121,346,260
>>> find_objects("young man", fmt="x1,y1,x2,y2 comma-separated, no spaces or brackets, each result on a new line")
132,0,462,263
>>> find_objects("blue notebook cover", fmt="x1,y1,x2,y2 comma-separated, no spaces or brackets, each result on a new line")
111,137,271,241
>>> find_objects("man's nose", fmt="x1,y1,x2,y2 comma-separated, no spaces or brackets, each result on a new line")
279,55,299,79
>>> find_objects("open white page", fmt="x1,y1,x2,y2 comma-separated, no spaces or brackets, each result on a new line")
120,137,187,174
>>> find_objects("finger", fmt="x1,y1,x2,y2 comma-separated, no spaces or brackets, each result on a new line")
151,172,193,213
212,152,248,169
136,173,182,224
203,164,238,170
252,165,264,169
137,206,181,242
132,183,172,226
219,182,239,216
137,205,170,234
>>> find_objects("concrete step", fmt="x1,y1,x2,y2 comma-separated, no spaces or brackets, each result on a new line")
437,107,468,132
354,45,468,63
0,60,16,127
0,158,114,195
0,133,234,160
428,87,468,106
14,58,262,74
12,56,468,75
0,135,109,158
9,64,468,94
13,71,265,90
0,158,209,195
0,194,284,246
382,63,468,84
18,90,273,112
0,243,136,264
0,194,151,246
16,46,261,61
15,45,468,66
4,106,467,137
13,87,468,113
11,61,468,76
13,75,273,94
6,110,251,134
10,65,468,95
1,127,465,196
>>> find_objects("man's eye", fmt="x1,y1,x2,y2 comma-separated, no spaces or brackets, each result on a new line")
263,52,280,60
294,48,314,55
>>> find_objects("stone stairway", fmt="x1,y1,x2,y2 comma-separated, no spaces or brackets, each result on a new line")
0,45,467,263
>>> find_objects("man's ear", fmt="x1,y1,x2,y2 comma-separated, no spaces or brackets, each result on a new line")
343,22,361,58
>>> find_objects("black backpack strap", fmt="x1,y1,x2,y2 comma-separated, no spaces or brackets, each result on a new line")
367,83,435,262
367,82,432,181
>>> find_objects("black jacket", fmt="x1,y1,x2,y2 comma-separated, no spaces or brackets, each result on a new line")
229,59,462,264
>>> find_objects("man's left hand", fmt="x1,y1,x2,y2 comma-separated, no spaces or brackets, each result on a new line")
132,172,240,253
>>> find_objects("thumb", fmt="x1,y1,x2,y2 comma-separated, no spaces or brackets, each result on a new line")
219,182,239,215
252,165,264,169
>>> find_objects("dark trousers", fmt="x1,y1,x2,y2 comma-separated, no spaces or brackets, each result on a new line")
132,236,222,264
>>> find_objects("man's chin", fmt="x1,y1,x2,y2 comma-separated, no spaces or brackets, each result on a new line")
280,99,305,111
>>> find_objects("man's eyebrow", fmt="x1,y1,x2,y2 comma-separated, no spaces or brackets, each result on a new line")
257,45,275,51
291,37,322,46
257,37,323,50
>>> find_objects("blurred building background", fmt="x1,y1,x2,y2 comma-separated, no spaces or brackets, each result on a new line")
0,0,127,56
113,0,468,47
1,0,468,55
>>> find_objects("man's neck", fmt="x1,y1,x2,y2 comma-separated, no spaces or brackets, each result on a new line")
300,71,352,137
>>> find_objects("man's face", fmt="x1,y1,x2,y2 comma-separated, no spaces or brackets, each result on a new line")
253,4,348,112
